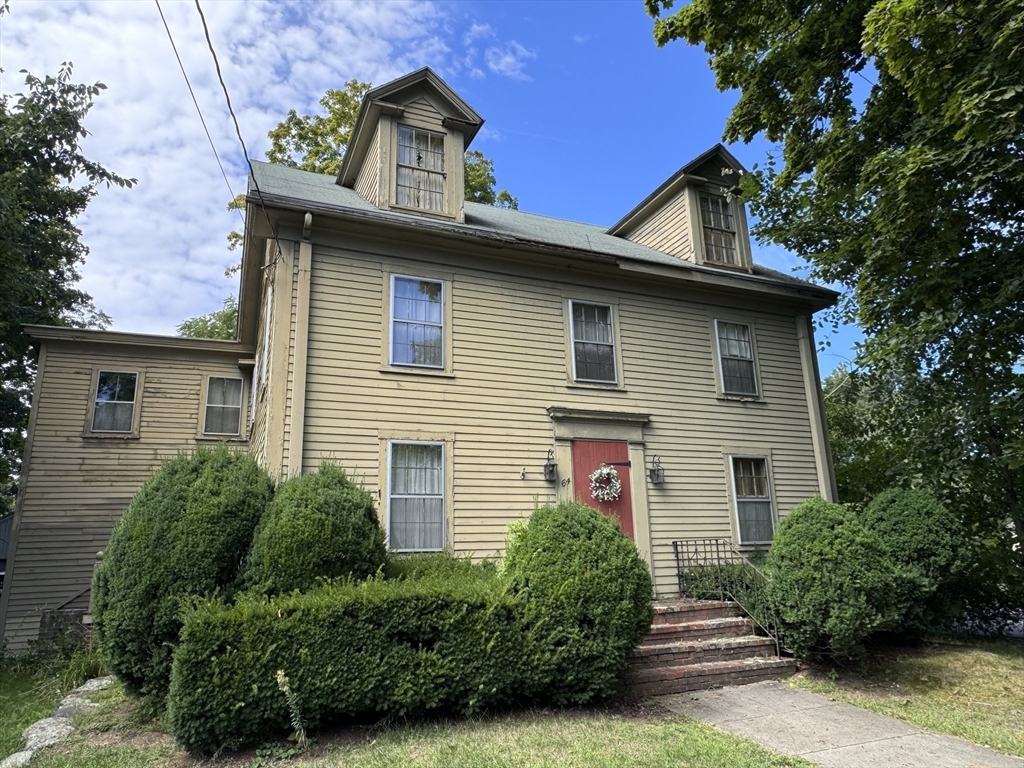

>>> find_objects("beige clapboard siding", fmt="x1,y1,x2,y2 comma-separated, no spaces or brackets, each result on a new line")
624,186,692,260
301,242,821,596
0,342,249,650
354,122,381,207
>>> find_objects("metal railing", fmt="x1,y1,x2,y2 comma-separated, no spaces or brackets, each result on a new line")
672,537,782,655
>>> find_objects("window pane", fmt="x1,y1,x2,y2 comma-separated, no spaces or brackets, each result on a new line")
208,377,242,407
572,303,612,343
397,126,445,211
393,322,443,367
205,405,241,435
96,371,136,403
738,500,774,543
93,401,134,432
722,358,758,395
390,497,444,550
718,323,757,395
574,342,616,383
391,443,443,495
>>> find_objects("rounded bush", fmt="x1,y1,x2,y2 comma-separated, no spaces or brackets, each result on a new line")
765,497,910,660
92,447,273,699
244,463,385,594
862,488,965,632
501,501,653,704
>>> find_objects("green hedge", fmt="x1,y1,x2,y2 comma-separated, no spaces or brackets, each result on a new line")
167,574,531,753
502,502,654,704
92,447,273,699
244,463,385,595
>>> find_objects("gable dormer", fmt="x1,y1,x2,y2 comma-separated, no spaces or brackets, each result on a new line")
608,145,754,271
338,68,484,224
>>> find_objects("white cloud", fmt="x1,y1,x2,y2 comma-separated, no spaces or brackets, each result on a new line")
573,34,589,44
463,22,494,45
484,41,536,81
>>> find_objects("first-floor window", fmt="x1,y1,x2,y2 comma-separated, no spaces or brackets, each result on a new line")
388,442,444,551
732,457,774,544
92,371,138,432
205,377,243,435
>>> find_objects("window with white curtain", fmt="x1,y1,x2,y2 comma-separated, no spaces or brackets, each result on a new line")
396,125,445,212
715,320,759,396
731,457,774,544
700,193,738,265
388,442,445,552
570,301,617,383
204,377,243,435
391,276,444,368
91,371,138,432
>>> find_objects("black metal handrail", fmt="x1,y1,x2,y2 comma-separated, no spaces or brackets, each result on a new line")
672,537,782,655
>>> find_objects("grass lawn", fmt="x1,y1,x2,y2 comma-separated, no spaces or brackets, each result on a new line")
0,668,62,759
788,637,1024,757
32,684,811,768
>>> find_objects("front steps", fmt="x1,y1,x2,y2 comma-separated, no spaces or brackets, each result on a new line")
624,599,796,697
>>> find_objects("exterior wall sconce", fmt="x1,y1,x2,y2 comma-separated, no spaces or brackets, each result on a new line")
649,455,665,484
544,449,558,482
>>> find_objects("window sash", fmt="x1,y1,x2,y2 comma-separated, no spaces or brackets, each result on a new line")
732,457,774,544
205,377,243,435
397,126,445,212
390,276,444,369
570,302,617,383
716,321,758,396
700,194,738,265
388,442,445,552
92,371,137,432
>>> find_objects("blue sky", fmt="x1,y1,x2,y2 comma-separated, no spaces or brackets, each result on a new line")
1,0,860,374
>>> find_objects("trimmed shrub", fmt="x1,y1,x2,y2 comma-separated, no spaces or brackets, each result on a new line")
765,497,911,660
167,574,531,753
384,551,497,583
244,463,385,594
861,488,966,632
501,501,654,704
92,447,273,699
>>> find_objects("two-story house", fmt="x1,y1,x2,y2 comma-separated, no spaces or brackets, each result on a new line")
0,68,837,651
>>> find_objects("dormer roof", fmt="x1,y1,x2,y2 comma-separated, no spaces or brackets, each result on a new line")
607,144,747,237
337,67,484,189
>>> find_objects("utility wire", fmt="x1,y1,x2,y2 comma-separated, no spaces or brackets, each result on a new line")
154,0,244,226
193,0,282,263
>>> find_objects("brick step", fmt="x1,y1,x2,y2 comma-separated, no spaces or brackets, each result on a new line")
651,599,739,625
641,616,752,645
629,635,777,670
624,656,797,697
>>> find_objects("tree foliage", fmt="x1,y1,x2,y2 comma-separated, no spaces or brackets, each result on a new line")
0,63,134,511
175,295,237,341
649,0,1024,572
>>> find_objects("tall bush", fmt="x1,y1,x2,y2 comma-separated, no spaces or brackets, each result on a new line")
765,497,910,660
501,501,653,704
91,447,273,699
243,463,385,594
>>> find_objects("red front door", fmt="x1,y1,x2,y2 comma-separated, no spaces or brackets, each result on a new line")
571,440,634,540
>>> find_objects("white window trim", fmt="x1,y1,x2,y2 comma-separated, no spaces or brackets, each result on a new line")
386,440,446,553
203,375,244,436
729,454,776,546
90,370,139,434
389,274,445,370
714,319,760,398
568,300,618,385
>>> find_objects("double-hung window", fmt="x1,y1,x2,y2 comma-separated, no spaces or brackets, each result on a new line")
716,320,758,396
570,301,617,384
390,276,444,368
388,442,445,552
731,457,774,544
700,194,738,266
204,376,243,436
92,371,138,433
396,126,445,212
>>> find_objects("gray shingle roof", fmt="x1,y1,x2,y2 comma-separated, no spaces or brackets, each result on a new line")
250,162,833,298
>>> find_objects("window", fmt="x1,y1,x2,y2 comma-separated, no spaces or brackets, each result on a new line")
396,125,445,212
732,457,774,544
570,301,617,384
91,371,138,432
716,320,758,396
204,376,243,435
700,194,738,266
388,442,444,552
390,276,444,368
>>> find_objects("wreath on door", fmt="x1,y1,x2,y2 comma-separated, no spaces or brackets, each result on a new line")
589,464,622,502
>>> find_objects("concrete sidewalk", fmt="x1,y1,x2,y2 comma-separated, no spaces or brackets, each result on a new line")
659,681,1024,768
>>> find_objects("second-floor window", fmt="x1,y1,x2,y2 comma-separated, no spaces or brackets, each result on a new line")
391,276,444,368
716,320,759,396
92,371,138,432
700,193,738,266
570,301,617,384
205,376,243,436
397,125,445,212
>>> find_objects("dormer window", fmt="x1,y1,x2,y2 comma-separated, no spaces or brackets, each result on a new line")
397,125,445,212
699,193,738,266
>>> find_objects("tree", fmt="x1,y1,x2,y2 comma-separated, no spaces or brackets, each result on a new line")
0,62,134,513
648,0,1024,568
176,296,237,341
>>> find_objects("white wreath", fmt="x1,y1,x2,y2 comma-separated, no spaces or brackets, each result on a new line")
589,465,622,502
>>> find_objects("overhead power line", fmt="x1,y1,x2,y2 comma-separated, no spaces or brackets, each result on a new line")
154,0,244,226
